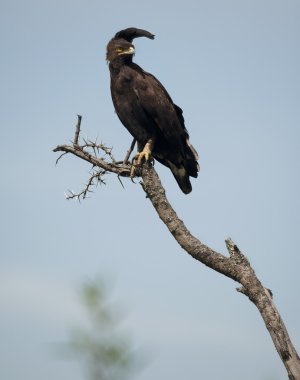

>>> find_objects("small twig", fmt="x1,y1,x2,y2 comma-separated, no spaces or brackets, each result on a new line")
81,141,116,162
117,175,125,189
53,143,131,177
73,115,82,146
53,116,133,200
123,138,136,164
65,169,106,200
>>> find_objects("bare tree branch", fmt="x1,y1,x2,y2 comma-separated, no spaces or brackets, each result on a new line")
53,116,131,179
53,117,300,380
140,163,300,379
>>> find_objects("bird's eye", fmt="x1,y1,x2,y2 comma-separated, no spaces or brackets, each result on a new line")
117,47,124,53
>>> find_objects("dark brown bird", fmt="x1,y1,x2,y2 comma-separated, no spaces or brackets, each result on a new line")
106,27,199,194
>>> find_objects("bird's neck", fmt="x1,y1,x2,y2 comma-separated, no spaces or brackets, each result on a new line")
109,56,133,73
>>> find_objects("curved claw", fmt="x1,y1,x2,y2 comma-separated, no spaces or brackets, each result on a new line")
130,162,137,178
130,151,152,178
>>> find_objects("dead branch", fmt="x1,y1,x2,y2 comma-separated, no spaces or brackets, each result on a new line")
53,116,300,380
53,116,131,179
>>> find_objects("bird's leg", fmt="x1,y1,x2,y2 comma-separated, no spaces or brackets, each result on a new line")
130,137,155,177
136,137,155,164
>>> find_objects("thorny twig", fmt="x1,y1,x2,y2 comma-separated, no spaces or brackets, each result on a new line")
81,139,116,163
53,115,132,197
65,168,106,201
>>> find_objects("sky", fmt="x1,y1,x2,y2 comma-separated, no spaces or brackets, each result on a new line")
0,0,299,379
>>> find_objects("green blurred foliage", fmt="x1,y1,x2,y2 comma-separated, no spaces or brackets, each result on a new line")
68,278,136,380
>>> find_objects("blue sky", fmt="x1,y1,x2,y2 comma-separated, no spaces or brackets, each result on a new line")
0,0,299,379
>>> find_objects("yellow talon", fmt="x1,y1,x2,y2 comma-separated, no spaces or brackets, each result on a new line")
137,151,150,165
129,138,155,178
130,151,151,178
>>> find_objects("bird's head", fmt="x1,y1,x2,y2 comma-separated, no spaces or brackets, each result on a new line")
106,27,154,64
106,39,135,63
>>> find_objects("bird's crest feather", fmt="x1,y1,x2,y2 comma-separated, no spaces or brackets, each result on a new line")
113,28,155,42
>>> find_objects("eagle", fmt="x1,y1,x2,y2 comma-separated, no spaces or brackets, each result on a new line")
106,27,199,194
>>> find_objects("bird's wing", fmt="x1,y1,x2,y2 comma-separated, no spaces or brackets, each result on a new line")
132,68,186,143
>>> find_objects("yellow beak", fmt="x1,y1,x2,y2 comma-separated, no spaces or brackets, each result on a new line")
119,46,135,55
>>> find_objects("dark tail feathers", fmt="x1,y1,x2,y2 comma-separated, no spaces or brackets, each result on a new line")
169,165,193,194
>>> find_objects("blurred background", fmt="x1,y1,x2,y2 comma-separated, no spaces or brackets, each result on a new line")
0,0,299,379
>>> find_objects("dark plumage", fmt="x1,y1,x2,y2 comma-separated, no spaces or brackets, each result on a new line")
106,27,199,194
